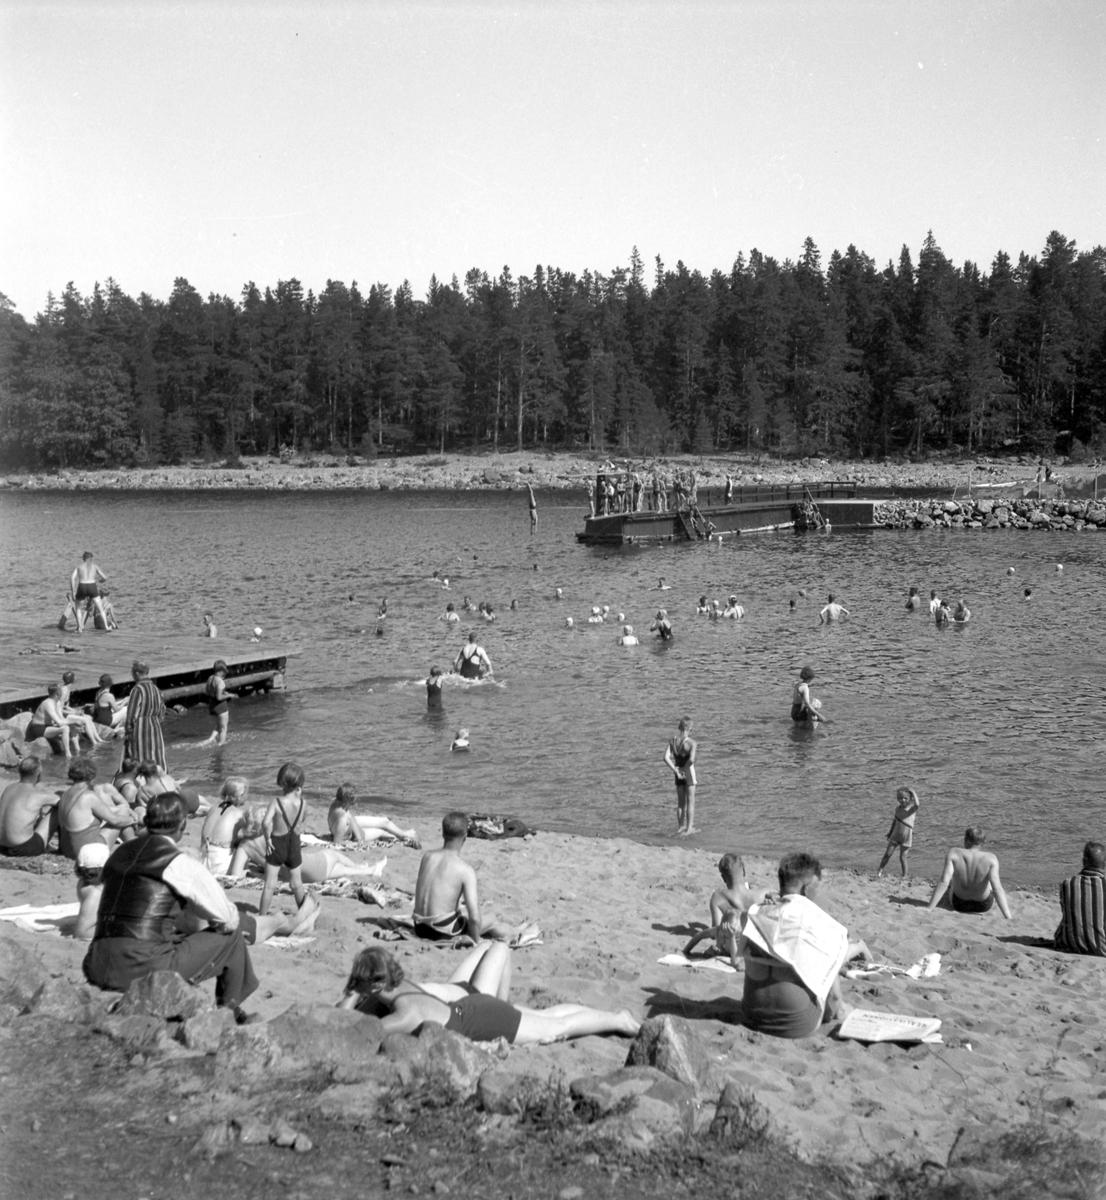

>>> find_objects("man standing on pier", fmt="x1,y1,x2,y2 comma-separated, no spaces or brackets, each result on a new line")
71,551,108,633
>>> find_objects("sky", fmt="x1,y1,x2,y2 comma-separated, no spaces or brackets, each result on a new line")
2,1,1104,317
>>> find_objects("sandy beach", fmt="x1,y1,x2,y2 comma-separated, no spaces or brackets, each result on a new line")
2,820,1103,1168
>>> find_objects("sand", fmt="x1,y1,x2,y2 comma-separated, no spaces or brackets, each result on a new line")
2,822,1103,1166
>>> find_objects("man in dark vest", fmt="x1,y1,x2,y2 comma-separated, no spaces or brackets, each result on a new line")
83,792,258,1018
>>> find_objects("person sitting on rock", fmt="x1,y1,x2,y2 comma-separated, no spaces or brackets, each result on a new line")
338,941,640,1045
82,793,261,1020
25,684,81,758
1054,841,1106,957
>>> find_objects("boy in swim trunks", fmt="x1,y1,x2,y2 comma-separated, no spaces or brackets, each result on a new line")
259,762,308,917
682,852,768,957
877,787,920,878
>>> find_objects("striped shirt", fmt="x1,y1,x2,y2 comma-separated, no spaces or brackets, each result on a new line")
1054,869,1106,957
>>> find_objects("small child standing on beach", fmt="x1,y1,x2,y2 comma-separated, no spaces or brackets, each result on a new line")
877,786,920,878
682,852,768,957
260,762,308,917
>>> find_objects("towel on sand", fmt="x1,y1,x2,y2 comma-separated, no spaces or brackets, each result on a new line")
658,952,738,974
0,902,80,934
742,894,849,1009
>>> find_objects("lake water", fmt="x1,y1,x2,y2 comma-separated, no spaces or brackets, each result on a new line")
2,488,1103,887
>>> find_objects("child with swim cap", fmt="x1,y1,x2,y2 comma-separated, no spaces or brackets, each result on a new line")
618,624,638,646
451,729,470,752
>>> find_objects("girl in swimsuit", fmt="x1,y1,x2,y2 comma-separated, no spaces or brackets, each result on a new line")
201,776,249,876
338,943,640,1046
663,716,698,835
877,787,920,878
202,660,235,746
791,665,822,723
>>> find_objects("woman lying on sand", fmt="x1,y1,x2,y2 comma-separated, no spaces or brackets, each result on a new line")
229,833,386,884
338,941,640,1045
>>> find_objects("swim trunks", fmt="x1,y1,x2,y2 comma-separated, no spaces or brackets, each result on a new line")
208,699,229,716
951,892,994,914
0,833,47,858
26,721,49,741
266,831,303,870
413,911,467,941
444,990,522,1043
76,582,100,599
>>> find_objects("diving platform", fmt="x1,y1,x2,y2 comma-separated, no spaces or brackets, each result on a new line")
0,621,296,720
576,481,870,546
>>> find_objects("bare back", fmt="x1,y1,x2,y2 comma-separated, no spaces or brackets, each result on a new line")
948,847,999,898
414,847,477,919
0,782,55,845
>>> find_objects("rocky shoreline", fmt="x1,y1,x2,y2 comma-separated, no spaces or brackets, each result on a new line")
0,450,1095,497
874,494,1106,531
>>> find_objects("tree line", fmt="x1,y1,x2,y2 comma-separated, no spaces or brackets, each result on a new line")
1,231,1104,469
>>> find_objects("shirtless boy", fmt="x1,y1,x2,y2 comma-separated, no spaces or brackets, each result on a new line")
682,852,768,957
928,827,1012,918
819,593,850,623
413,811,538,944
71,551,108,633
0,757,60,857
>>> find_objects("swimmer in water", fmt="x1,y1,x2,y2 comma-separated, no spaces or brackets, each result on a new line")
462,595,477,612
250,626,263,642
650,609,674,640
377,599,388,620
426,665,445,710
657,577,672,591
588,607,604,624
791,665,823,723
935,600,951,627
565,617,574,628
618,624,638,646
723,595,744,620
554,588,563,600
952,599,971,623
510,599,518,611
929,589,941,614
905,587,921,610
451,728,470,752
697,595,709,614
1024,587,1033,600
818,594,849,624
439,602,460,624
202,612,217,638
454,632,492,679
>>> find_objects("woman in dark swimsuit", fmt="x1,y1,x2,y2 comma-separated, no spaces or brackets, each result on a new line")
202,660,234,746
339,943,639,1046
93,674,127,730
663,716,698,835
454,633,492,679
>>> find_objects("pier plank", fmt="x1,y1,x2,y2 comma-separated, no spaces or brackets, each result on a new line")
0,618,296,717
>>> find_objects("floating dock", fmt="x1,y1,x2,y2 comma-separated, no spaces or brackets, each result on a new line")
576,481,873,545
0,622,296,720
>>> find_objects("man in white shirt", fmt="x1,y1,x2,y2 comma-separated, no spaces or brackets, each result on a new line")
83,793,258,1018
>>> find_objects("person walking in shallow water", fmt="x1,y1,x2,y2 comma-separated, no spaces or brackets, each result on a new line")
664,716,698,836
526,483,537,535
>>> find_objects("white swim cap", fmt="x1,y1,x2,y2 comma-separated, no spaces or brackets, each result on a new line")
77,842,109,869
253,626,263,637
812,698,823,710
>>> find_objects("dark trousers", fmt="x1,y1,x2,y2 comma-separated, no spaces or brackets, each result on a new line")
84,929,259,1009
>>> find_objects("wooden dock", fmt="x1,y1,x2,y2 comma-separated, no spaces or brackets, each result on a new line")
0,620,296,719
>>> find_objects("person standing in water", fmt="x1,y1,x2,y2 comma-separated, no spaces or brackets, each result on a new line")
426,665,445,709
202,659,235,746
791,665,823,723
663,716,698,835
454,633,493,679
71,551,109,633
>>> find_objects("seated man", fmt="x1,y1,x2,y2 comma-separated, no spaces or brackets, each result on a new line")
736,852,856,1039
927,826,1012,918
25,685,80,758
1054,841,1106,957
413,811,538,944
83,793,259,1018
0,757,60,857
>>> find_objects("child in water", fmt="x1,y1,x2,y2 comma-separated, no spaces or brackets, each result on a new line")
451,728,470,752
877,787,920,878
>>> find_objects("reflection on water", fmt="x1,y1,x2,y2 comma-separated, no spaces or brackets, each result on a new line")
3,489,1104,886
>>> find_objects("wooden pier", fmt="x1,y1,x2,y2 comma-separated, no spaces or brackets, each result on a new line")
0,621,296,720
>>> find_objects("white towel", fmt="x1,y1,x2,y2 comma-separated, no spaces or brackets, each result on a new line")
0,902,80,934
658,952,738,974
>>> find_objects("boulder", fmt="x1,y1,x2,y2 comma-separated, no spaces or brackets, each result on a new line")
570,1066,696,1139
625,1014,729,1096
1030,511,1051,526
0,937,50,1007
25,977,98,1023
265,1002,385,1076
312,1079,392,1123
0,739,24,768
1,713,32,736
179,1007,238,1053
407,1022,506,1096
994,506,1011,523
975,499,994,515
115,970,212,1020
93,1012,167,1051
